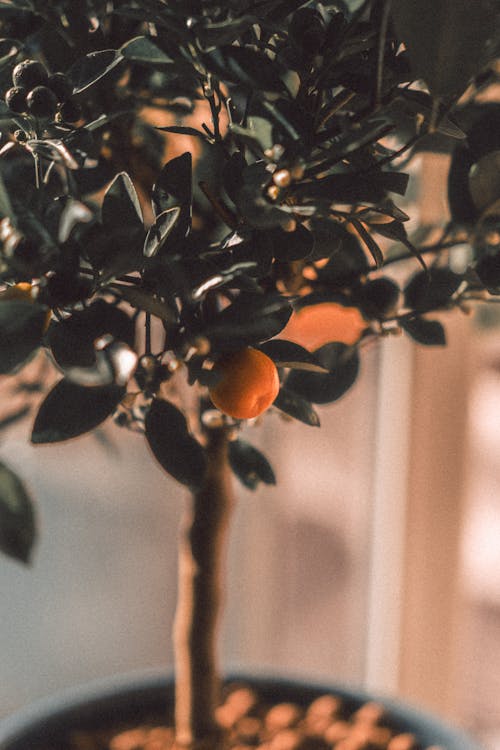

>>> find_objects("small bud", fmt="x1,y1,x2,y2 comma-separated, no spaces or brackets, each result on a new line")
290,162,305,180
282,218,297,233
191,335,211,356
273,169,292,188
5,86,27,113
201,409,225,429
12,59,48,89
271,144,285,161
267,185,280,201
26,85,58,118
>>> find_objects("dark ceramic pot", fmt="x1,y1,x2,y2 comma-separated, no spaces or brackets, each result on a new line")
0,672,484,750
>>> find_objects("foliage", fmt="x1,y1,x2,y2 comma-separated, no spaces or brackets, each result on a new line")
0,0,498,563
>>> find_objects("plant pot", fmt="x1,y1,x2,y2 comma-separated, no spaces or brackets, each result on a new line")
0,671,484,750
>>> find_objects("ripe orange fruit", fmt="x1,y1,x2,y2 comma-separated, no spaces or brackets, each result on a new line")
0,282,51,331
209,347,280,420
279,301,366,351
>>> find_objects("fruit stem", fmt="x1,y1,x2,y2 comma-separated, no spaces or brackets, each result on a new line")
173,425,234,750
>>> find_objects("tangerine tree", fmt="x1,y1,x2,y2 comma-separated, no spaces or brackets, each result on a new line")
0,0,499,748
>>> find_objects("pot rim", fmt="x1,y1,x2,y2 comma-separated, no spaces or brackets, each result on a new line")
0,667,485,750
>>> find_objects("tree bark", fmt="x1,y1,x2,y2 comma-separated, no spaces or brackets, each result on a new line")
173,426,234,750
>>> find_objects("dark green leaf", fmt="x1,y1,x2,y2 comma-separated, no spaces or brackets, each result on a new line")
356,278,400,318
68,50,124,95
373,220,427,271
195,16,258,47
314,117,391,162
206,293,292,350
102,172,143,231
152,153,192,236
391,0,498,97
402,317,446,346
404,268,462,311
386,90,466,140
155,125,206,138
144,207,181,258
258,340,328,372
32,381,125,444
269,224,314,262
273,387,321,427
286,343,360,404
0,38,22,69
223,151,246,204
228,439,276,490
145,398,206,490
0,301,48,375
468,151,500,215
475,252,500,291
204,45,287,93
121,36,174,65
296,170,409,204
349,218,383,267
0,462,35,564
109,284,178,324
47,300,135,370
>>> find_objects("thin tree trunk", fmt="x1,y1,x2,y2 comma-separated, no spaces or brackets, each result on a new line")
173,426,234,750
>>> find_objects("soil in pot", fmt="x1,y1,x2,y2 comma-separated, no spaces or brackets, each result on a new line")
109,683,442,750
2,678,478,750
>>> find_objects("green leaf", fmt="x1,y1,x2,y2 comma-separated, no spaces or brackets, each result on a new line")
475,251,500,291
258,340,328,372
0,462,35,564
356,278,400,318
273,387,321,427
391,0,498,97
402,317,446,346
228,439,276,490
0,38,22,69
349,218,384,268
145,398,206,490
206,293,292,350
155,125,206,138
102,172,143,231
286,343,360,404
144,207,181,258
68,49,124,95
109,284,178,324
404,268,462,312
152,153,192,239
121,36,174,65
195,16,259,47
204,45,287,93
32,381,125,443
47,300,136,370
386,90,466,140
0,301,48,375
269,224,314,262
296,170,409,204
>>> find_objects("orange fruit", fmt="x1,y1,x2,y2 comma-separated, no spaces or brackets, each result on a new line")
279,301,366,351
0,281,33,301
209,347,280,420
0,282,51,331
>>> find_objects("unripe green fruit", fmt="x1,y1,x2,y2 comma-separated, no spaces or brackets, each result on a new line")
26,85,58,118
12,59,48,89
47,72,72,102
5,86,27,113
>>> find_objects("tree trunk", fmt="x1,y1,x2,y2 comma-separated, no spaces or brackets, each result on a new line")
173,426,234,750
